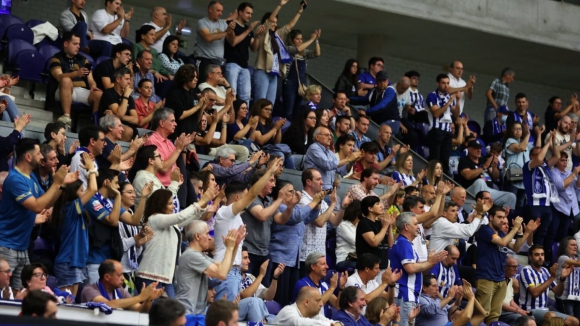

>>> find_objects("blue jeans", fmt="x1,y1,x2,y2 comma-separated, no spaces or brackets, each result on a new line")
282,78,302,120
88,40,113,59
70,21,89,49
382,120,400,135
135,276,175,299
525,206,553,247
253,69,277,105
546,207,572,264
225,63,251,104
0,95,18,122
563,300,580,319
214,267,242,302
394,297,416,326
85,263,100,285
238,297,269,322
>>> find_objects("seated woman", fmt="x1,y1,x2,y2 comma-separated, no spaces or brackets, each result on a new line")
158,35,184,76
227,100,259,144
282,109,316,155
15,264,57,300
392,152,425,187
250,99,295,169
424,159,443,187
0,75,20,122
134,79,165,129
298,85,322,114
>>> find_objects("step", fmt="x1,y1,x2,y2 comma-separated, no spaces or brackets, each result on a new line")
17,104,53,122
14,96,44,109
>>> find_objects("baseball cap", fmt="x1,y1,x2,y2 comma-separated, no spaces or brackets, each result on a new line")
208,278,222,289
496,105,509,114
467,140,482,148
376,71,388,80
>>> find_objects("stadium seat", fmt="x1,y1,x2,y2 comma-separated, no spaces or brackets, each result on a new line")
5,23,33,44
84,53,95,66
96,55,110,65
0,14,24,31
326,237,337,270
264,300,282,315
46,275,57,289
7,39,35,65
13,49,45,83
122,37,133,48
552,242,559,265
25,19,45,29
37,44,60,65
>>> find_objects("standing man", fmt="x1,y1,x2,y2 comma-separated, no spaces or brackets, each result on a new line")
90,0,134,58
485,67,515,122
304,127,349,190
357,57,384,98
426,74,460,176
224,2,262,105
365,71,400,134
506,93,539,144
194,1,232,84
404,70,429,125
430,245,462,298
59,0,93,53
144,7,186,53
390,212,447,326
475,206,538,324
447,61,476,114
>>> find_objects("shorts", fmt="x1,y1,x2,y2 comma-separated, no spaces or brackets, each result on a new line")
55,87,91,105
54,262,86,288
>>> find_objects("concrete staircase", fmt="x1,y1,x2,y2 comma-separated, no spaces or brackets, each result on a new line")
9,85,56,131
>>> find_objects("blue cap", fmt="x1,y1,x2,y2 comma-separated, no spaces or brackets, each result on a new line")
497,105,509,114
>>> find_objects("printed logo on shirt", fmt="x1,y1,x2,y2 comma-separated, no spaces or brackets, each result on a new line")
92,200,103,212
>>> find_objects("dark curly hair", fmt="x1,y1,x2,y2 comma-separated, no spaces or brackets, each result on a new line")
143,189,174,223
174,64,198,89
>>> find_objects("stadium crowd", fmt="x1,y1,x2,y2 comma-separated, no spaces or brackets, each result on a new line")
1,0,580,326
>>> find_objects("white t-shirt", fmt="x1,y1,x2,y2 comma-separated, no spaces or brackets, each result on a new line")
345,271,379,314
91,9,123,44
412,224,428,263
545,131,573,172
393,83,412,119
144,21,169,53
198,83,226,112
448,73,466,114
69,150,98,190
213,204,244,266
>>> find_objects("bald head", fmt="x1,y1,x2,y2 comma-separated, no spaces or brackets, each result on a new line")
396,77,411,94
450,187,466,206
296,286,319,303
421,185,436,205
379,124,393,143
151,6,167,20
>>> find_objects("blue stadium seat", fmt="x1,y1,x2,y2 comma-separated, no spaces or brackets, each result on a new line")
122,37,133,48
5,23,33,44
96,55,110,65
25,19,45,29
37,44,60,64
326,236,337,270
552,242,559,265
84,53,95,66
7,39,35,65
0,14,24,31
265,300,282,315
13,49,45,83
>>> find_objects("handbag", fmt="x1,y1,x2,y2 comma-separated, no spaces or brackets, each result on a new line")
506,149,525,182
295,59,308,98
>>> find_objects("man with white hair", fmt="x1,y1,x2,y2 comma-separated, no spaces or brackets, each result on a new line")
144,6,186,53
175,220,245,315
304,126,349,190
447,61,476,114
545,115,580,172
0,257,14,300
208,148,268,187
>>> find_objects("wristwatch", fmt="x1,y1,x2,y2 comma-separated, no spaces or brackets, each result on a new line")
88,169,99,177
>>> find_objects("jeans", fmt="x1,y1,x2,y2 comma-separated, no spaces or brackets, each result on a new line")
466,179,516,211
0,95,18,122
546,207,572,264
524,205,553,247
225,63,251,104
70,21,89,49
0,246,29,289
248,253,272,287
85,263,100,285
476,278,507,324
499,311,524,324
238,297,269,322
564,300,580,319
135,276,175,299
253,69,277,105
88,40,113,59
394,297,416,326
485,106,496,122
282,78,302,120
214,267,242,302
428,128,454,176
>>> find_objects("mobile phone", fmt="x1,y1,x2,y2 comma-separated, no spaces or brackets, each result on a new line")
324,189,332,195
300,0,307,9
85,63,92,71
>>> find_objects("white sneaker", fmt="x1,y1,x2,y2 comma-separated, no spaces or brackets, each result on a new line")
57,114,72,127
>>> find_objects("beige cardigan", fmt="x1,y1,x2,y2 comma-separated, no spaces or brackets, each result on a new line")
254,20,291,77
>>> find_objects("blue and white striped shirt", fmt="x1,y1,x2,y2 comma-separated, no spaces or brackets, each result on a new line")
523,161,553,207
426,89,455,132
409,88,425,112
392,171,417,186
430,262,462,298
390,235,421,303
519,265,556,310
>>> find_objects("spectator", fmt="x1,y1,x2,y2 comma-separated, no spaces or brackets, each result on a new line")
136,186,215,298
209,149,266,187
447,61,476,114
198,64,230,112
228,99,259,144
299,85,323,113
426,74,460,176
356,196,395,270
193,106,236,158
21,290,58,319
523,133,560,247
328,91,356,132
347,167,400,208
164,64,204,136
357,57,384,98
335,134,359,178
0,257,14,300
144,7,186,53
315,107,330,129
90,0,133,59
283,29,321,120
515,316,538,326
546,115,580,172
132,50,162,103
545,95,578,134
506,93,539,144
81,259,162,311
499,255,528,324
457,140,516,209
390,211,447,326
485,67,515,122
556,237,580,319
334,115,353,142
224,3,262,105
450,187,469,223
134,79,165,129
519,245,578,325
52,153,97,297
282,109,316,155
405,70,429,125
148,298,186,326
59,0,92,52
98,114,143,172
393,152,425,187
0,138,76,289
332,286,396,326
93,43,133,90
350,115,371,149
133,26,171,82
428,202,486,252
293,252,346,317
483,105,510,145
211,161,281,301
416,274,461,326
365,71,400,133
476,207,536,324
373,125,403,173
421,185,437,210
84,169,142,284
304,127,348,189
394,76,419,148
249,99,292,166
424,159,442,186
335,59,366,105
175,221,245,315
336,199,360,270
206,300,240,326
276,286,342,326
446,281,487,326
365,297,397,325
241,168,295,285
69,125,104,189
50,32,103,128
44,122,77,168
344,254,400,308
159,36,185,75
14,263,55,300
429,245,463,298
34,145,58,192
98,67,138,141
253,0,306,105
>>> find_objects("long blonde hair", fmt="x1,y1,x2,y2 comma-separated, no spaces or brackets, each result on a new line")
395,152,415,176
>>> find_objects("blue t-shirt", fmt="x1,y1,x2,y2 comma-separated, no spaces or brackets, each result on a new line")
476,225,507,282
358,72,376,91
55,199,89,268
293,276,332,318
390,235,421,303
85,193,126,264
0,167,45,251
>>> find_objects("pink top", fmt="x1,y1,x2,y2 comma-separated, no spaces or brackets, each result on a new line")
145,132,176,186
134,97,156,129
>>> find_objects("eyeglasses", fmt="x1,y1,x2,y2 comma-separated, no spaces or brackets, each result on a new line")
32,272,48,279
506,264,518,269
318,133,332,137
449,306,463,315
208,98,217,102
0,269,11,274
154,154,162,159
97,138,106,142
